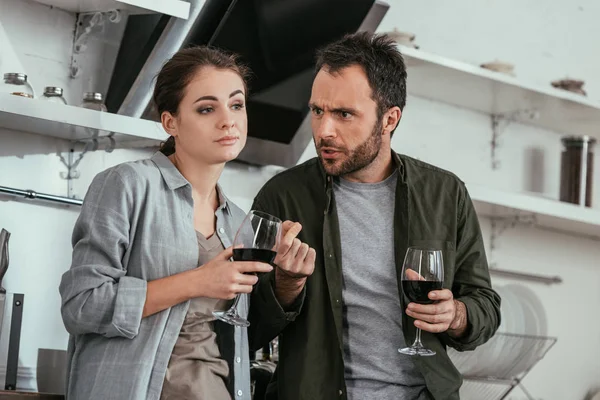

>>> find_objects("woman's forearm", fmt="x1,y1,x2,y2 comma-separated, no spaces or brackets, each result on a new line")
142,269,197,318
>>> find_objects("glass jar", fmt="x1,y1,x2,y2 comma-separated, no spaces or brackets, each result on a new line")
559,135,595,207
41,87,67,105
2,73,35,98
80,92,107,112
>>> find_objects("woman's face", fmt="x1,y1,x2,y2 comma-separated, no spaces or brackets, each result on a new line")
163,66,248,165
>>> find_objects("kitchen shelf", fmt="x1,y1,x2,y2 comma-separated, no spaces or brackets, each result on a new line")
0,93,168,145
399,44,600,139
32,0,190,19
467,184,600,240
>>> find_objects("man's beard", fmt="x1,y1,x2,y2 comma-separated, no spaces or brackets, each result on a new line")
316,117,383,177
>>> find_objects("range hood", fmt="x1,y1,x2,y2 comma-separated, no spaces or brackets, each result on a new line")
106,0,389,167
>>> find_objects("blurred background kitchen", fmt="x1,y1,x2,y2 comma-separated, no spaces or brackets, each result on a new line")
0,0,599,399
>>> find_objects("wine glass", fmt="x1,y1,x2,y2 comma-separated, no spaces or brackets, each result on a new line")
213,210,282,327
398,247,444,356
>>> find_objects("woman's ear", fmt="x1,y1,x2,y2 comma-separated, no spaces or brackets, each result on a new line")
161,111,178,136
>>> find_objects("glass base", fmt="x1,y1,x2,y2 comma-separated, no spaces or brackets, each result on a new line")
398,346,436,356
212,310,250,327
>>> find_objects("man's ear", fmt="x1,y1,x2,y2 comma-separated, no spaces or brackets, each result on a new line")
382,106,401,137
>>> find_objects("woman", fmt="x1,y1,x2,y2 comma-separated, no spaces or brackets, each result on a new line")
59,46,273,400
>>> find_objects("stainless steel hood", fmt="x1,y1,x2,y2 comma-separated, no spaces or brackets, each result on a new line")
106,0,389,167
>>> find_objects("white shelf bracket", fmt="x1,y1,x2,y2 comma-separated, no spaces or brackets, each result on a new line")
490,109,540,169
56,136,116,198
56,135,113,199
487,213,564,285
58,148,85,200
489,213,537,253
70,10,122,78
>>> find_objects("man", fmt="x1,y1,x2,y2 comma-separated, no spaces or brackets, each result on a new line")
248,32,501,400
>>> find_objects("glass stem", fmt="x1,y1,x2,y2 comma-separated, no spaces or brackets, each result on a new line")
227,293,242,314
413,328,423,348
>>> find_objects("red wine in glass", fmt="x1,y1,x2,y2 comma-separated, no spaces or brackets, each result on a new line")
402,281,443,305
232,248,276,264
213,210,282,327
399,247,444,356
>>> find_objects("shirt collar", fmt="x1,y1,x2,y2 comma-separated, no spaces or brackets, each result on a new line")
151,151,189,190
151,151,232,215
215,184,232,215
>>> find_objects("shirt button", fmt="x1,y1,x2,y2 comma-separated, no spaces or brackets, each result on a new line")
237,389,243,397
236,357,241,363
219,227,225,234
329,253,333,258
339,389,343,395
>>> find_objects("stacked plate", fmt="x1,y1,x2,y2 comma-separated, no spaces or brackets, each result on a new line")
497,284,548,337
449,283,549,380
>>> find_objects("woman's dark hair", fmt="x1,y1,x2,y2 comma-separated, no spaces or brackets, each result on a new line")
155,46,251,156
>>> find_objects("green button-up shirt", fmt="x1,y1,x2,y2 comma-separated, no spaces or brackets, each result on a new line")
248,152,501,400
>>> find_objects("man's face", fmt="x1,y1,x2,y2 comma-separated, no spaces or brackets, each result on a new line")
309,65,383,177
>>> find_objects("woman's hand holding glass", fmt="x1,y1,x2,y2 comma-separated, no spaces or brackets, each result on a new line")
192,246,273,300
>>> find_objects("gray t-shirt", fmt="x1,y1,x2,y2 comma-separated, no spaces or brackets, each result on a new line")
334,171,431,400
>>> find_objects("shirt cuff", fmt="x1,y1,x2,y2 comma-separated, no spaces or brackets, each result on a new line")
269,271,306,321
440,297,482,351
112,276,147,339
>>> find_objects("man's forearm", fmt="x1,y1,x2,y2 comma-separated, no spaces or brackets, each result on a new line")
274,268,306,308
447,300,468,338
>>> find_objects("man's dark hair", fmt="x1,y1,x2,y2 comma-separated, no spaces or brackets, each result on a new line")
316,32,407,135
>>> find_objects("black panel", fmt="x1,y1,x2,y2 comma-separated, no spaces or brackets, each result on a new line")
205,0,375,144
105,14,169,113
253,0,376,74
106,0,376,145
246,102,307,142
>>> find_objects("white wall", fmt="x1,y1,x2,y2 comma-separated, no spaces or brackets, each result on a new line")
1,0,599,398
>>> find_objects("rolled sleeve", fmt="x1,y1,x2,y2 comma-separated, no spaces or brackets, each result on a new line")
112,276,147,338
269,271,305,319
440,297,487,351
248,270,305,351
247,193,307,351
59,168,146,339
441,185,501,351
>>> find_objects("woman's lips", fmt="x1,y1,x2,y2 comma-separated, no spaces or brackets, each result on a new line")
217,136,239,146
